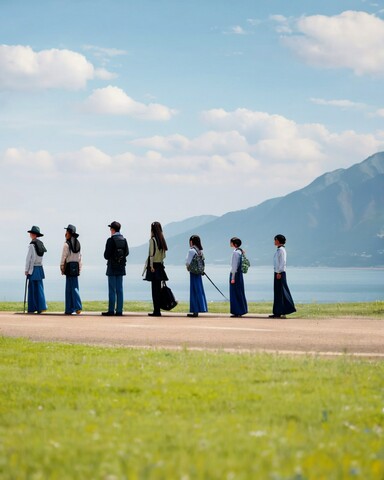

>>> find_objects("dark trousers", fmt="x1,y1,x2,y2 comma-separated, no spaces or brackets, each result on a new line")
151,279,162,314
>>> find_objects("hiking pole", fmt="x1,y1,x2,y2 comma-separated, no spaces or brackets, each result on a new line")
203,272,229,302
23,276,28,314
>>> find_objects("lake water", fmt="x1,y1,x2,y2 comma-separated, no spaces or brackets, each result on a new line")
0,264,383,304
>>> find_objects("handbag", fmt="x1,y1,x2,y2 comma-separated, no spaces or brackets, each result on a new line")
159,281,178,311
65,261,80,277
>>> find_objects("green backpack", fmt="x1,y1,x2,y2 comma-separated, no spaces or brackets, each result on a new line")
241,253,250,274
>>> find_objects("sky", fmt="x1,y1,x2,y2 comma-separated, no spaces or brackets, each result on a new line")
1,0,384,266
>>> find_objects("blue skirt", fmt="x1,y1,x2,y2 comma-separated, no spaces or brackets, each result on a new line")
189,273,208,313
229,271,248,316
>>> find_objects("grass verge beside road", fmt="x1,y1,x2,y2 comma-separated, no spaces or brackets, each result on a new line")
0,337,383,479
1,300,383,317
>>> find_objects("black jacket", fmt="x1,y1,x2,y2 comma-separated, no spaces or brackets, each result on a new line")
104,233,129,276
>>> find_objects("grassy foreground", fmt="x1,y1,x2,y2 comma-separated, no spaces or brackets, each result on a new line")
1,300,383,317
0,337,383,479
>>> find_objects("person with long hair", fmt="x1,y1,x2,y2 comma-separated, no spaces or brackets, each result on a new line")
269,234,296,319
185,235,207,317
143,221,168,316
229,237,248,317
60,224,82,315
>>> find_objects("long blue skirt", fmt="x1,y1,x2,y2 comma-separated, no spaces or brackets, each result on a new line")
229,271,248,316
189,273,208,313
273,272,296,316
65,276,82,314
27,266,47,313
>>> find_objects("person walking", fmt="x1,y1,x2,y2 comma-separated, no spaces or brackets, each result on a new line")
185,235,207,317
269,234,296,319
102,221,129,316
229,237,248,317
25,226,47,314
143,221,168,317
60,224,82,315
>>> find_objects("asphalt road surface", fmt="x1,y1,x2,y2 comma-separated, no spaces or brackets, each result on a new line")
0,311,383,358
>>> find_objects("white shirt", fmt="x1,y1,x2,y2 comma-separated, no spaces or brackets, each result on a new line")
25,244,43,275
231,249,242,280
186,247,199,266
274,246,286,273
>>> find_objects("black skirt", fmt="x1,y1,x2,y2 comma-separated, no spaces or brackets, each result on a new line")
144,262,168,282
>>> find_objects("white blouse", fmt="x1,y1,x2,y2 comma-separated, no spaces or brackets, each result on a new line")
274,246,286,273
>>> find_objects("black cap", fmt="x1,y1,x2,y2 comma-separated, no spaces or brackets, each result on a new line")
108,221,121,232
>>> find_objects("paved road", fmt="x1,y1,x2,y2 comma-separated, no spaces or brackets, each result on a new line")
0,312,383,358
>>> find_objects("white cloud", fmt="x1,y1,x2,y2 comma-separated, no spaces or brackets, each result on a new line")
2,108,383,196
82,85,177,120
82,45,128,58
376,108,384,117
0,45,112,90
310,98,366,109
228,25,247,35
2,147,54,171
277,11,384,76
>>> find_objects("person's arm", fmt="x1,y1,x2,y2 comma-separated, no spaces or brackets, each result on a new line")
230,250,240,283
275,248,285,279
149,238,155,270
186,248,195,269
25,244,35,276
60,243,69,274
104,238,113,260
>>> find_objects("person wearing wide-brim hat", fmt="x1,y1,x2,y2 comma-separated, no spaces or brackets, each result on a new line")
60,224,82,315
25,226,47,313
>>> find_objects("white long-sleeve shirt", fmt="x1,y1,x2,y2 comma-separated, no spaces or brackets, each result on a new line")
274,246,286,273
25,244,43,275
230,249,242,280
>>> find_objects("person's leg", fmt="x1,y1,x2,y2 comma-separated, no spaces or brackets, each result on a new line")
108,276,117,313
70,276,82,313
151,280,162,315
65,276,72,313
115,276,123,314
27,280,37,313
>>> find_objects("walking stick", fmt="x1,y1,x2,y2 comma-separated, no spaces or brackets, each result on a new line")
23,276,28,314
203,272,229,302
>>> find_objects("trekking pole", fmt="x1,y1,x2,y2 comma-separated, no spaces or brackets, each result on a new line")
203,272,229,302
23,276,28,314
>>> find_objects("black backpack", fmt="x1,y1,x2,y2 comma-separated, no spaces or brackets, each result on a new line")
113,236,128,265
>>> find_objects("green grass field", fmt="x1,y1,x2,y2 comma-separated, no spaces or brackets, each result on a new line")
1,300,384,318
0,337,383,479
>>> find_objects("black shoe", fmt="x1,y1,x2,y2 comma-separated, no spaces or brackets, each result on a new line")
230,314,241,318
102,311,115,316
187,313,198,317
269,314,286,318
148,312,161,317
115,312,123,316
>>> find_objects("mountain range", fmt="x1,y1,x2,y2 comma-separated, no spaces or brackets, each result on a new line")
130,152,384,267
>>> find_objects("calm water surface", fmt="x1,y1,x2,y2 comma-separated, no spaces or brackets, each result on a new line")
0,264,383,304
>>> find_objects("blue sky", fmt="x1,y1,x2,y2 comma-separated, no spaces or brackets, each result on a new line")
1,0,384,265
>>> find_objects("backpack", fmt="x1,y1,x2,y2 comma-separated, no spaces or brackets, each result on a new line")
189,248,205,275
31,239,47,257
241,253,250,274
113,236,128,265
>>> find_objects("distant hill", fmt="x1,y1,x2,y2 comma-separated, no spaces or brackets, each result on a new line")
130,152,384,267
163,215,217,238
